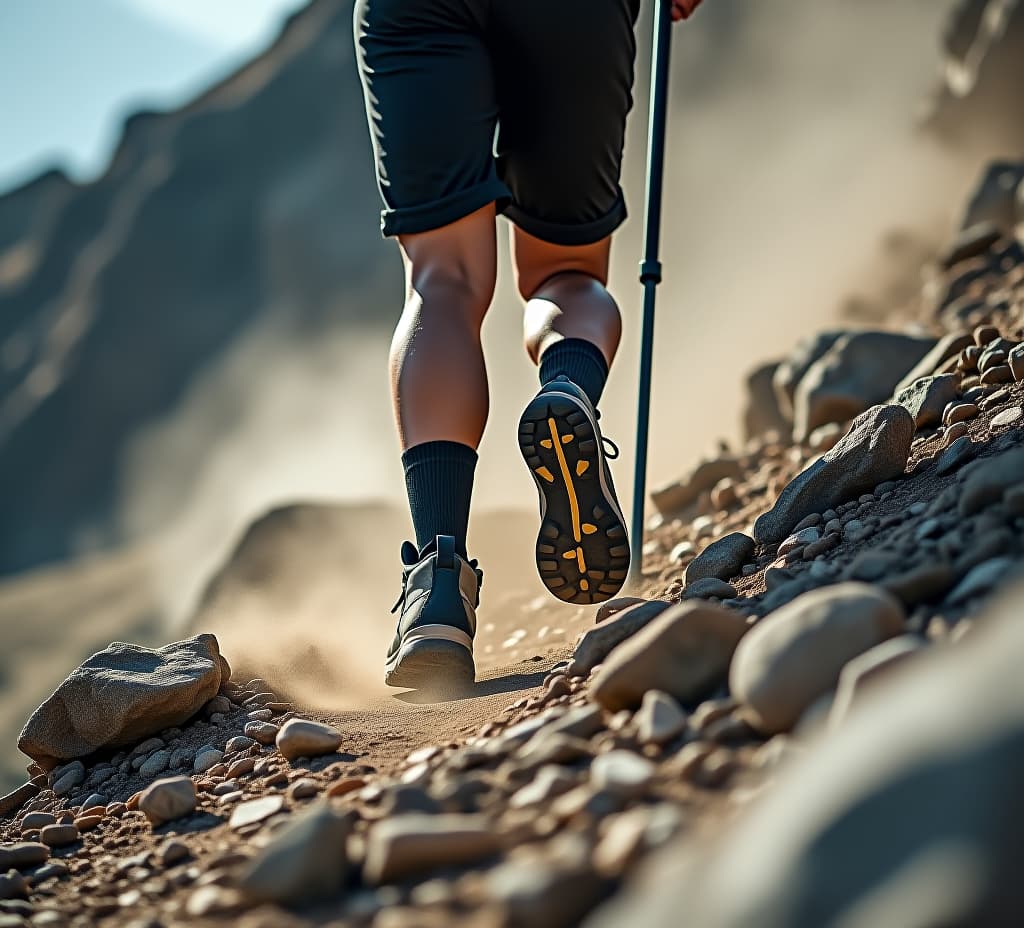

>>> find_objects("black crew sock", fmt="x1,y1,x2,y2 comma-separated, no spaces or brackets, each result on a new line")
401,440,477,558
538,338,609,408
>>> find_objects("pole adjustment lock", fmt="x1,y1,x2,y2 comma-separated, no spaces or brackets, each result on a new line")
639,259,662,285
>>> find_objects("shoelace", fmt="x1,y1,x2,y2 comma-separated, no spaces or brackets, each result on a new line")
602,436,620,459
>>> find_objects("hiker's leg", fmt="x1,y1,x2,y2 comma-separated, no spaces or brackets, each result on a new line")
391,205,497,556
355,0,509,558
514,229,621,407
489,0,637,406
394,205,497,450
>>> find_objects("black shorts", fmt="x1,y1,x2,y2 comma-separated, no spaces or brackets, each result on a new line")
353,0,640,246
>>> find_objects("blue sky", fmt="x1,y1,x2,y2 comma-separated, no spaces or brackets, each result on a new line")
0,0,306,192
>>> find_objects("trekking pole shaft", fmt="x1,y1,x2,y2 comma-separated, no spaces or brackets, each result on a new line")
630,0,673,584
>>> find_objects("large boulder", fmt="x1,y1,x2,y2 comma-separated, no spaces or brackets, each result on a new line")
586,579,1024,928
18,635,227,768
753,405,914,545
792,332,936,441
729,583,905,734
772,331,845,423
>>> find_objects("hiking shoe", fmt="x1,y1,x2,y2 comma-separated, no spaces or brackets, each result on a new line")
517,376,630,605
385,534,480,689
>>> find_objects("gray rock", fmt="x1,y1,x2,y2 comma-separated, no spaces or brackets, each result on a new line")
685,533,755,585
896,374,959,429
730,583,905,734
0,844,49,871
743,361,789,439
541,705,604,741
568,601,672,678
276,719,343,760
509,766,576,809
590,601,747,711
50,762,84,796
893,332,974,396
20,812,55,831
238,804,353,905
779,527,820,555
841,519,871,543
38,825,78,848
205,695,232,715
363,814,500,884
773,330,845,422
138,776,197,825
590,751,655,799
0,872,27,901
489,852,608,928
754,405,914,544
224,736,254,755
586,578,1024,928
139,750,171,779
991,406,1023,428
959,448,1024,515
1009,343,1024,381
935,434,977,475
793,331,935,440
78,793,108,812
244,721,279,745
193,747,223,773
157,838,190,866
829,635,927,727
948,557,1016,605
682,578,738,600
634,691,688,745
229,795,284,830
18,635,227,768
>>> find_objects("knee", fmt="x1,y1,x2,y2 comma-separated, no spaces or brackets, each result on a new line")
407,261,496,328
516,263,609,304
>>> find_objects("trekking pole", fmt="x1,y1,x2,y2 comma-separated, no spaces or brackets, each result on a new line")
629,0,674,585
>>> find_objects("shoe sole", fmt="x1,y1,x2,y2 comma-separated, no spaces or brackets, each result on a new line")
518,390,630,605
384,637,476,691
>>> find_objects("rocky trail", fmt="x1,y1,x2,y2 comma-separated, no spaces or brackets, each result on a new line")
3,165,1024,927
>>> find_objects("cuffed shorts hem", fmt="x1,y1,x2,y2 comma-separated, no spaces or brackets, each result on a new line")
381,179,513,237
503,193,628,247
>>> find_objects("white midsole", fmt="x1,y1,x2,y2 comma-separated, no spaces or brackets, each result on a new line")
532,389,629,534
385,625,474,672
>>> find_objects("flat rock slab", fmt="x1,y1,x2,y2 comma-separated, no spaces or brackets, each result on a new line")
229,796,285,830
18,635,227,768
364,814,500,884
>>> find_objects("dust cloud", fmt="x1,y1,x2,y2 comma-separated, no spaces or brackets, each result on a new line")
119,0,984,701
